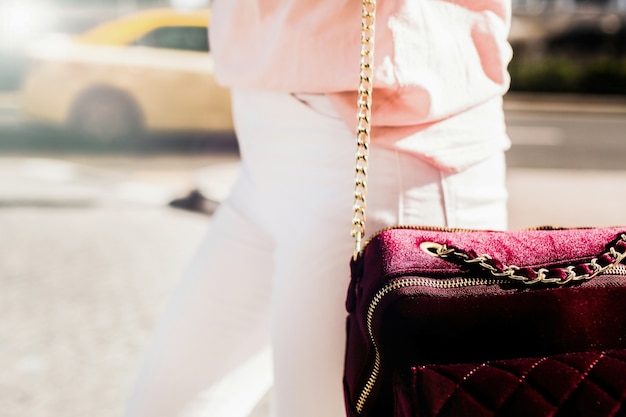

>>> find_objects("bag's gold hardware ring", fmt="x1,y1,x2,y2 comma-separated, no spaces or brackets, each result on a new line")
421,233,626,285
351,0,377,261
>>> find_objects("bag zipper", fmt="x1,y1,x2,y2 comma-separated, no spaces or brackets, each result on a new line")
353,267,626,414
354,275,507,413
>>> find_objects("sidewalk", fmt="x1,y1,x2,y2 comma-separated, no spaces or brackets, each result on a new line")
0,189,211,417
0,157,242,417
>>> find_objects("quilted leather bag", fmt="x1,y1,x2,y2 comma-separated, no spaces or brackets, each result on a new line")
343,2,626,416
343,227,626,417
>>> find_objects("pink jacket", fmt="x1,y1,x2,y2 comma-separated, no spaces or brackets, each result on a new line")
209,0,512,171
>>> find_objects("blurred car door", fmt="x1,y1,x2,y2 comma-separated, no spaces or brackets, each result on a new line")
21,8,233,142
128,24,231,132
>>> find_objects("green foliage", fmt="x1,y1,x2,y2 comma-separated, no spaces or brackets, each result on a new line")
509,57,626,95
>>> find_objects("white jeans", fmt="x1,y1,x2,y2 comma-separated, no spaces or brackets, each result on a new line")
123,90,508,417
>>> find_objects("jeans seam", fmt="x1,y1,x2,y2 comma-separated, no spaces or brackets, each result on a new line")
289,93,343,120
440,171,452,227
394,149,405,226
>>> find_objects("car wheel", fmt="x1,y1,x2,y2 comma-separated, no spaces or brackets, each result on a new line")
69,88,143,142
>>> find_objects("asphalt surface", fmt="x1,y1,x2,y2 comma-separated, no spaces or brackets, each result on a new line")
2,92,626,417
0,160,211,417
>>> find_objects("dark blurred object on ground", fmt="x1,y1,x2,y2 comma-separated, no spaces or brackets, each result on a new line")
168,189,219,215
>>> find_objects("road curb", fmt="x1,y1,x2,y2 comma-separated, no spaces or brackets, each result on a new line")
0,158,114,207
504,92,626,114
0,157,240,209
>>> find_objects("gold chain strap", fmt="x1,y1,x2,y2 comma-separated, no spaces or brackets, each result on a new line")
422,233,626,285
351,0,377,260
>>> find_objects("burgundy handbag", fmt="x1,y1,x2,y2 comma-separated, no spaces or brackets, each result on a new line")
343,2,626,417
344,227,626,417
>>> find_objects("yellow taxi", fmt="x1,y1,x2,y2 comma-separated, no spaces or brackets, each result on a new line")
21,8,233,141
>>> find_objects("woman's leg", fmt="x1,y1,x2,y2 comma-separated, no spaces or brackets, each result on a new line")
228,90,356,417
123,170,276,417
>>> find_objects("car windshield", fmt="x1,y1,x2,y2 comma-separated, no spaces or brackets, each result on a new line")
76,8,209,46
133,26,209,52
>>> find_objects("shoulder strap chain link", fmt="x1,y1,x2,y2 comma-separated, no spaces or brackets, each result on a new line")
424,233,626,285
351,0,377,260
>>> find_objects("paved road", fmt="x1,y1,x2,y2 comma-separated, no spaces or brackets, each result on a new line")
504,94,626,170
